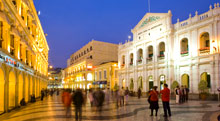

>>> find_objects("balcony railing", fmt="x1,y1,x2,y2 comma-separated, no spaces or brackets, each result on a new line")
146,57,153,62
199,47,210,54
181,51,189,56
158,54,165,59
137,59,142,64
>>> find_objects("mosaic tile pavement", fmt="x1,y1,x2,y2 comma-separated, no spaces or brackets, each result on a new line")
0,94,219,121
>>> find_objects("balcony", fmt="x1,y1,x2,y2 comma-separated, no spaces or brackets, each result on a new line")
199,47,210,55
158,54,165,60
180,51,189,56
129,62,133,66
146,57,153,62
137,59,142,64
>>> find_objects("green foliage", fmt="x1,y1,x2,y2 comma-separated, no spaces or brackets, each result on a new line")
198,80,208,93
171,81,179,90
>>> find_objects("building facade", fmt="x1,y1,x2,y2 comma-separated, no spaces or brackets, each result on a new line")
48,67,62,89
94,62,118,90
0,0,49,113
64,40,118,90
118,4,220,95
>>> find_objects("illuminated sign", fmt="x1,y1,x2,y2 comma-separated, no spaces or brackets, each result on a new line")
0,53,34,75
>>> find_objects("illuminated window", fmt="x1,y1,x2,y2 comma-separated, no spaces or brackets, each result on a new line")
10,35,15,55
87,73,93,81
104,70,107,79
90,46,92,51
95,72,97,80
0,21,3,48
99,71,102,80
115,70,118,78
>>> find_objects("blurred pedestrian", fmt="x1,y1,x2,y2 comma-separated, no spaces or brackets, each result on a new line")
119,87,125,106
149,86,159,116
175,86,180,104
72,89,84,121
124,87,129,105
160,84,171,117
62,89,72,118
88,89,94,107
41,89,45,101
104,88,110,104
138,88,142,99
93,88,105,112
185,85,189,101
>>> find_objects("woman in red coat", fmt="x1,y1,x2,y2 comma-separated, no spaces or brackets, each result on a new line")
149,86,159,116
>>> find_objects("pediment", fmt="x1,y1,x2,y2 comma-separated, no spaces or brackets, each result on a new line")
133,12,168,30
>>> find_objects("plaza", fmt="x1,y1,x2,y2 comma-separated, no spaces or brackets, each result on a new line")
0,94,219,121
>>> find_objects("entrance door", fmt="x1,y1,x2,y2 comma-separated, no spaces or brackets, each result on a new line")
181,74,189,88
9,71,16,109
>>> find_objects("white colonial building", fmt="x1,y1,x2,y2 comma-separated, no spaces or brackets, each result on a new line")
118,3,220,94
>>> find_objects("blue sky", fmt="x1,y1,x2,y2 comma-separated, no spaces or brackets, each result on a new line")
34,0,219,68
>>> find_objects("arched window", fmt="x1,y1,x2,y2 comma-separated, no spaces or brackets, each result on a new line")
121,55,125,67
201,72,211,88
180,38,189,55
199,32,210,54
137,49,143,64
147,46,153,61
158,42,165,59
130,53,133,65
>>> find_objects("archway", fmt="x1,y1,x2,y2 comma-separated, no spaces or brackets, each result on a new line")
201,72,211,88
137,49,143,63
25,76,29,102
158,42,165,57
180,38,189,55
138,76,143,89
147,46,153,61
159,75,166,90
8,71,16,109
18,74,23,105
30,77,33,95
199,32,210,53
148,75,153,90
181,74,189,88
0,68,5,112
130,78,134,91
122,79,125,88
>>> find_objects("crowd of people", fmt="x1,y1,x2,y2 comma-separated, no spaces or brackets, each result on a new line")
174,85,189,104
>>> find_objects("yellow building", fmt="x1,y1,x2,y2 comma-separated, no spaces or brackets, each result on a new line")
94,62,118,90
64,40,118,90
0,0,49,113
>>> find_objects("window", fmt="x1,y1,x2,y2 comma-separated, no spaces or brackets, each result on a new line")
95,72,97,80
90,55,92,59
90,46,92,50
10,35,14,55
99,71,102,80
26,50,28,63
81,52,83,56
104,70,107,79
20,44,22,59
0,21,3,48
84,50,86,54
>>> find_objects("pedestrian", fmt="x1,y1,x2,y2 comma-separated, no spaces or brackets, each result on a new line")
138,88,142,99
181,85,185,103
175,86,180,104
88,89,94,107
185,85,189,101
179,86,183,103
62,89,72,118
95,88,105,112
72,89,84,121
41,89,45,101
104,88,110,104
119,87,125,106
124,87,129,105
149,86,159,116
160,84,171,117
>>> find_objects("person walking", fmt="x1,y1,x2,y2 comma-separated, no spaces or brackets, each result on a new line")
175,86,180,104
119,87,125,106
72,89,84,121
62,89,72,118
185,85,189,102
149,86,159,116
138,88,142,99
160,84,171,117
124,87,129,105
41,89,45,101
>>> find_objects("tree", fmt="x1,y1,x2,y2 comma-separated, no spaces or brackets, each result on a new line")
198,80,208,93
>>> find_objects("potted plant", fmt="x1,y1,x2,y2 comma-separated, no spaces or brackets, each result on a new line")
198,80,209,100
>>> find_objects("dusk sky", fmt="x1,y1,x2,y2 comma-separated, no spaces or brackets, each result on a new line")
34,0,219,68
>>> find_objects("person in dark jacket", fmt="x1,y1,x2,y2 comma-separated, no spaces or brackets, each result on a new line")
41,89,45,101
72,89,84,121
138,88,142,99
149,86,159,116
93,88,105,112
160,84,171,117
